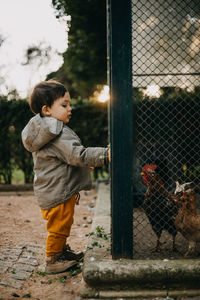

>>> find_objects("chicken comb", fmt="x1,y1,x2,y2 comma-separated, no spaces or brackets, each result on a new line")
142,164,157,172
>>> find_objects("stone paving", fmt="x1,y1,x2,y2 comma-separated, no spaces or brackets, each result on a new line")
0,242,44,290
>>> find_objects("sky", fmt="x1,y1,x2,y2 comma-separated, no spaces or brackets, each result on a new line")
0,0,68,98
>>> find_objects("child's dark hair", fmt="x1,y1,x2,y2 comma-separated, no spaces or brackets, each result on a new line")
29,80,67,114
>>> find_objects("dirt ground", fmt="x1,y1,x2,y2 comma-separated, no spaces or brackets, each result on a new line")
0,189,97,300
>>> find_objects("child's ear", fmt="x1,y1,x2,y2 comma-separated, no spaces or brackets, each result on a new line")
42,105,51,117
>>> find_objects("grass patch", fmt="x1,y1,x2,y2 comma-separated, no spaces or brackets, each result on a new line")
33,271,46,277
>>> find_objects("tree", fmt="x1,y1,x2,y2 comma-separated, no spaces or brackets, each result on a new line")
10,100,34,183
0,97,13,183
0,34,6,95
22,43,52,66
50,0,107,98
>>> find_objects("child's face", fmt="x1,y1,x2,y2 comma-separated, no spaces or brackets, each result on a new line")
47,92,72,124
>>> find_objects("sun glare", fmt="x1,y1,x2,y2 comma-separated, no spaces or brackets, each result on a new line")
144,84,161,98
97,85,110,103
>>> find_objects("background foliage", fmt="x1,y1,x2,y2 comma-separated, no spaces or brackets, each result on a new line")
49,0,107,98
0,98,33,184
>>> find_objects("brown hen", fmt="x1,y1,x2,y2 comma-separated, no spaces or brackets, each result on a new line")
175,188,200,257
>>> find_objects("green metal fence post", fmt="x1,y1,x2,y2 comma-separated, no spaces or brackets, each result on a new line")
108,0,133,259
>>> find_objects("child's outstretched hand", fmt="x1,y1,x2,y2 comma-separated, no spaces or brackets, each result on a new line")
108,149,111,163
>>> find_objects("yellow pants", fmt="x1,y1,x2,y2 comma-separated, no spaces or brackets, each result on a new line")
41,195,76,257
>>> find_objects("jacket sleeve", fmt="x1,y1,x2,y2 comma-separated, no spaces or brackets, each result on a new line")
51,126,108,167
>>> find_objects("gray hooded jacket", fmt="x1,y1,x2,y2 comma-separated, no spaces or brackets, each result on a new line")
22,114,108,209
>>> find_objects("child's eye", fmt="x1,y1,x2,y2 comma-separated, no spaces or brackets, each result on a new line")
62,105,67,108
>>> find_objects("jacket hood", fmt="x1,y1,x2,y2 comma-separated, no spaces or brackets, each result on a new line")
21,114,63,152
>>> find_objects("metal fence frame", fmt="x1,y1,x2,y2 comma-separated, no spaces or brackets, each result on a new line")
107,0,133,259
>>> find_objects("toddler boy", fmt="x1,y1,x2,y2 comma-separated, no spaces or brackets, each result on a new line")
22,80,109,273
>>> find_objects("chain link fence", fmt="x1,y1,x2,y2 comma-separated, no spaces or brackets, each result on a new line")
132,0,200,259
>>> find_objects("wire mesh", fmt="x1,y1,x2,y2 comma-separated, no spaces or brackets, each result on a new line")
132,0,200,259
